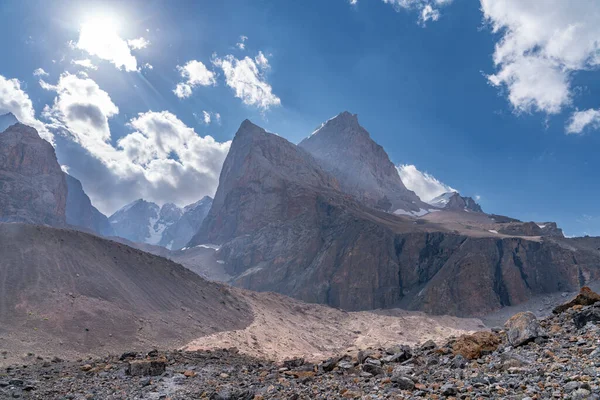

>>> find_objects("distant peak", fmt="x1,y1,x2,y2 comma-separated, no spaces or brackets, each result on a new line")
308,111,363,138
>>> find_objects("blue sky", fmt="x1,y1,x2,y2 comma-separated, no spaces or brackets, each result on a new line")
1,0,600,236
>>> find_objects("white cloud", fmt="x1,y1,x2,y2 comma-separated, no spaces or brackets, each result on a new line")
76,20,139,71
212,52,281,110
71,59,98,70
236,35,248,50
127,37,150,50
173,60,217,99
143,63,153,70
353,0,452,25
0,74,53,142
566,108,600,134
481,0,600,115
396,164,456,202
41,73,229,214
33,68,48,77
202,111,211,124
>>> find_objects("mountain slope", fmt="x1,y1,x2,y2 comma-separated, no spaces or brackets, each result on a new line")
188,119,600,317
108,199,163,243
65,173,115,236
0,223,252,362
299,112,427,213
0,123,67,225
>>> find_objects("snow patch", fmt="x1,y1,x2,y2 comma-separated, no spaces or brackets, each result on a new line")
488,230,499,234
393,208,434,217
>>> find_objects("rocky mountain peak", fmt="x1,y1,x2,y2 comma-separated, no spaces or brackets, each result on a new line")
0,112,19,133
429,191,483,213
299,112,426,213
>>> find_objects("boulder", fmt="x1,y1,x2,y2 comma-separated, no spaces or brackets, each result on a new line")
553,287,600,314
127,359,167,376
505,312,546,347
573,304,600,329
452,331,501,360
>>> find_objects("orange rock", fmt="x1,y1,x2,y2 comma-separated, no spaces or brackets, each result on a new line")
553,287,600,314
452,331,501,360
183,370,196,378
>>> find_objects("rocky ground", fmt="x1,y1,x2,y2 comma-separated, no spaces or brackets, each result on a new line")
2,288,600,399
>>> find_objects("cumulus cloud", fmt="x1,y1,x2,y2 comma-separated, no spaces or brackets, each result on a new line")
212,52,281,110
33,68,48,77
0,74,53,142
41,73,230,214
396,164,456,202
173,60,217,99
71,59,98,70
566,108,600,134
127,37,150,50
236,35,248,50
197,111,221,125
481,0,600,115
76,20,140,71
352,0,452,25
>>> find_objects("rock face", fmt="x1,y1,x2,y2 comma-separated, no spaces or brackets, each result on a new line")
429,191,483,213
160,196,212,250
298,112,426,213
65,173,114,236
0,112,19,133
189,119,600,316
0,123,67,225
109,199,162,243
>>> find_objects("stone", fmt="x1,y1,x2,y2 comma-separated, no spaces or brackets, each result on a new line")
80,364,93,372
420,340,437,351
391,374,415,390
553,287,600,314
126,359,167,376
452,331,501,360
361,364,384,376
441,383,457,396
573,304,600,329
505,312,546,347
183,370,196,378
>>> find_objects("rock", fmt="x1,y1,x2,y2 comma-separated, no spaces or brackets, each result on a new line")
282,358,304,369
120,352,138,361
505,312,546,346
420,340,437,351
451,355,467,369
361,364,384,376
390,374,415,390
573,304,600,329
553,287,600,314
441,383,457,396
183,370,196,378
320,357,339,372
126,359,167,376
80,364,93,372
452,331,501,359
357,350,373,364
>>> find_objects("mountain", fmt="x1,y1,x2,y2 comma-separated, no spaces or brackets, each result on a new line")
298,112,427,213
109,199,163,243
429,191,483,213
188,119,600,317
0,112,19,133
0,123,67,225
109,197,212,249
159,196,213,250
0,222,252,363
65,173,115,236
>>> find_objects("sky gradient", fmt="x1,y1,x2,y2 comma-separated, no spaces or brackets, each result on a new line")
1,0,600,236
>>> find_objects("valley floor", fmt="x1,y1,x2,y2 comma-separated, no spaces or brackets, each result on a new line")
2,297,600,399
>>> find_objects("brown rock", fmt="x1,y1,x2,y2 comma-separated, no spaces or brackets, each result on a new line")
553,287,600,314
80,364,93,372
183,370,196,378
452,331,501,360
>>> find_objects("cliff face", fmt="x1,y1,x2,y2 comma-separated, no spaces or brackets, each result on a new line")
298,112,426,213
0,123,67,225
190,119,600,317
65,173,115,236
